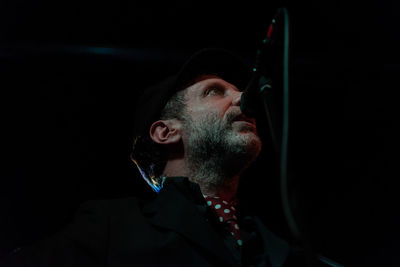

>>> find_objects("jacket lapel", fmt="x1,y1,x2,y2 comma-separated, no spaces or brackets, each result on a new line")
141,178,239,266
247,216,290,267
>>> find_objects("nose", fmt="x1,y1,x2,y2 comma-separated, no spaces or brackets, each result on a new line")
232,91,242,106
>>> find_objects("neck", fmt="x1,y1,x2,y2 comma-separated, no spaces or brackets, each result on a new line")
186,157,240,201
199,175,239,201
163,158,240,202
163,156,190,178
187,154,245,201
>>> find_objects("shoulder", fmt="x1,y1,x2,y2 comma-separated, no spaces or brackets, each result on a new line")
245,216,343,267
75,196,142,217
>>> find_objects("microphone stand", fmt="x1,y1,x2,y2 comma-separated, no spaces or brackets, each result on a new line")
244,8,344,266
248,6,300,240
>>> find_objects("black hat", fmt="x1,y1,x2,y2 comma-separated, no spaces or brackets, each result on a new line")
132,48,252,139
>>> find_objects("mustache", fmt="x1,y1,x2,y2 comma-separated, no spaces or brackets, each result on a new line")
225,108,256,125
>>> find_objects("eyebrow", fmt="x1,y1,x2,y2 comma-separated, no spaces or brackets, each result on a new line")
202,80,240,92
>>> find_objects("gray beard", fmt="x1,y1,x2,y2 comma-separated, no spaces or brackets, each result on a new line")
182,112,262,192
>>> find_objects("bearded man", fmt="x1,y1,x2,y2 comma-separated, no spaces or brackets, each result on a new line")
1,48,337,267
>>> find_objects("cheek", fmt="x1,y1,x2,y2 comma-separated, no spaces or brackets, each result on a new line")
195,110,225,125
186,98,231,123
188,105,218,120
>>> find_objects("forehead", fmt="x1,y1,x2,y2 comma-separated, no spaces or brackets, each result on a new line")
183,74,239,94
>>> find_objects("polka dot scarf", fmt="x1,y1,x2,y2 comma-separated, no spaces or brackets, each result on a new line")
204,196,243,247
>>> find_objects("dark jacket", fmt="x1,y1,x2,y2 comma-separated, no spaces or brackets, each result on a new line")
1,177,337,267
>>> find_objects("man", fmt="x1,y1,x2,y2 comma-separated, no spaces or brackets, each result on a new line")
1,48,337,266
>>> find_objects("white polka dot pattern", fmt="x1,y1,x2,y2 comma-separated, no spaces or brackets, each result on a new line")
204,196,242,246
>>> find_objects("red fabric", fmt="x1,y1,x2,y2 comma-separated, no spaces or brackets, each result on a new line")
204,196,242,246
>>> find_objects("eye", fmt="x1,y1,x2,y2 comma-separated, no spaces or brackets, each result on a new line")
205,86,224,97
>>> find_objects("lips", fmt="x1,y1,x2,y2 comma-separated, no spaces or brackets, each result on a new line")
232,114,256,125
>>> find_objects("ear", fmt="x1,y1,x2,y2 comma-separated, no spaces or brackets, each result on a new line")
149,119,182,145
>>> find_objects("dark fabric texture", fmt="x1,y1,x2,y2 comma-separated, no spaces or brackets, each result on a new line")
1,177,334,267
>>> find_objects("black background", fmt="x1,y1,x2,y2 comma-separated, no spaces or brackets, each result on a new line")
1,0,399,266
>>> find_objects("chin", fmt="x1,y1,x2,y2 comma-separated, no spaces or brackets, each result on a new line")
230,131,262,158
233,125,261,144
246,135,262,157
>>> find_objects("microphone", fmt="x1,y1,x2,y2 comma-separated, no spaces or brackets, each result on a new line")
241,7,302,243
240,7,288,159
240,8,283,119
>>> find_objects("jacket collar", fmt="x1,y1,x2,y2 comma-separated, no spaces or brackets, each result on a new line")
141,177,290,267
141,177,239,266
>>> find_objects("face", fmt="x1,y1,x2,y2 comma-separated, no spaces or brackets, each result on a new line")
180,74,262,181
184,75,258,134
